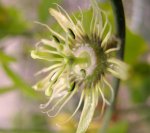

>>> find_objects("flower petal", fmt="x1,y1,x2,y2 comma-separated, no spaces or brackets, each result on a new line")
76,88,98,133
101,76,114,105
107,58,129,80
35,64,62,76
90,0,103,36
50,8,85,42
104,36,121,53
31,50,63,62
49,8,72,32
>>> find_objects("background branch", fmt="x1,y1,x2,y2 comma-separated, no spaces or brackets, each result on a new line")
99,0,126,132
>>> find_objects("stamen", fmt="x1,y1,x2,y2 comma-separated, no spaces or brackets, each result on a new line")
68,28,76,39
68,82,76,92
34,21,65,41
52,35,60,43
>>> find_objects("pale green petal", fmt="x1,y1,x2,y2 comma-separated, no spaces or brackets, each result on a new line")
101,76,114,105
101,26,111,48
33,67,61,91
90,0,102,36
32,75,50,91
96,82,110,106
45,92,69,113
58,91,85,125
107,58,129,80
35,39,65,57
41,39,59,50
76,88,98,133
35,64,62,76
48,86,77,117
31,50,63,62
49,8,72,32
104,36,121,53
45,66,66,96
35,41,56,52
101,20,112,48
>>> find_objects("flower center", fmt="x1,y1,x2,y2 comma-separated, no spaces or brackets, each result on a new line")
70,42,108,86
73,45,97,77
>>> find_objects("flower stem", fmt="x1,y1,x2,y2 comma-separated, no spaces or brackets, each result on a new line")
99,0,126,132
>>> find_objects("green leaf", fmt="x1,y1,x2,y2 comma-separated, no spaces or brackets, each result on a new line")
38,0,63,22
0,4,27,38
128,62,150,103
2,64,37,98
0,51,16,64
0,85,16,94
125,29,148,64
108,121,128,133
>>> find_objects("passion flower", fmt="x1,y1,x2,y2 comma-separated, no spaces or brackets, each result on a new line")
31,0,128,132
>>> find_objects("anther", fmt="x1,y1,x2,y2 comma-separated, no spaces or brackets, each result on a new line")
68,28,75,39
52,35,60,43
69,82,76,92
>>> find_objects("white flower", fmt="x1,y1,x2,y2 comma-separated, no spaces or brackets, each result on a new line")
31,0,128,133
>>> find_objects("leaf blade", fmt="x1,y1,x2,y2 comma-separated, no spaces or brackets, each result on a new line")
2,64,37,98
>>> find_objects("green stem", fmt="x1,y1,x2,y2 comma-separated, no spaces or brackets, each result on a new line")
99,0,126,132
67,55,89,66
74,56,89,64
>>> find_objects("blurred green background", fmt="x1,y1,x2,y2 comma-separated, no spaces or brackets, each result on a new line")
0,0,150,133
